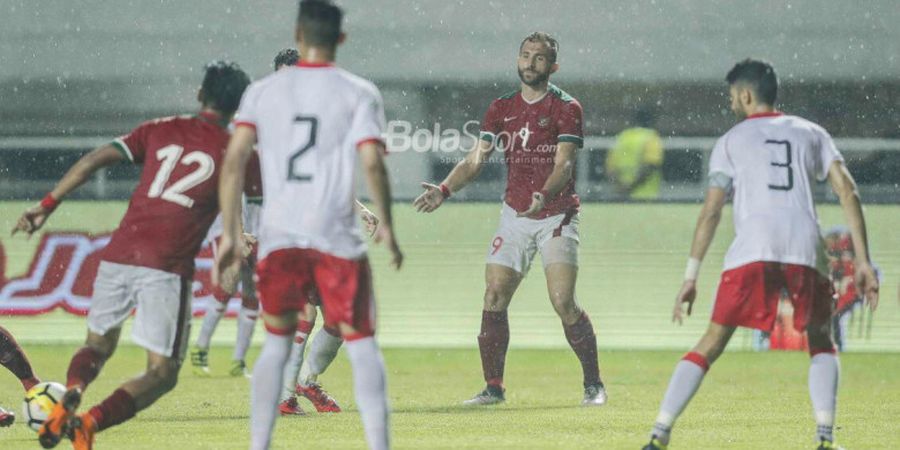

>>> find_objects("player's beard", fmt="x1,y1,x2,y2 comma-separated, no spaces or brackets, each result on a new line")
518,67,549,87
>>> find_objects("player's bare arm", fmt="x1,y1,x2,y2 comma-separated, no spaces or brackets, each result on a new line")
414,138,495,213
360,140,403,269
12,144,126,237
355,199,379,236
827,159,879,310
214,125,256,287
518,141,577,218
673,186,727,324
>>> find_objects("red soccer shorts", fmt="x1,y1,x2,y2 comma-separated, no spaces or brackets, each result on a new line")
712,261,834,332
255,248,376,339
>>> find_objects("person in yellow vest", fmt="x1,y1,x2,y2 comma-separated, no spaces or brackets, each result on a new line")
605,109,664,200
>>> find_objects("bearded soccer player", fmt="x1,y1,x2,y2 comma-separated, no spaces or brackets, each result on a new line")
0,326,41,427
215,2,402,449
414,32,606,406
12,61,250,449
642,59,879,450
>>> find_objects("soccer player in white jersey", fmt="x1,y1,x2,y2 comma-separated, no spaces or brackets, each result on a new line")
215,2,402,449
642,59,879,450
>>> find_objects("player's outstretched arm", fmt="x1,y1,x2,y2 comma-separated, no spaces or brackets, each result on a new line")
11,144,125,237
827,160,879,310
519,142,577,218
360,141,403,269
413,138,495,213
673,186,728,324
214,125,255,287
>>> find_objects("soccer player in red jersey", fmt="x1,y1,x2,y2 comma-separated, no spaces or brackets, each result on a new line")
0,325,41,427
414,32,606,406
12,61,250,449
642,59,879,450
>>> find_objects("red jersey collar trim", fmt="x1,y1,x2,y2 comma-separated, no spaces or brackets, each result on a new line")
745,111,783,120
296,61,334,68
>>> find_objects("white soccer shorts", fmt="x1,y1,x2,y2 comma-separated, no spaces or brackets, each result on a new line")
485,203,580,274
87,261,192,361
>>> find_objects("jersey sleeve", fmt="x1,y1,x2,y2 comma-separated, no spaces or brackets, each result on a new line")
708,135,735,179
556,99,584,148
233,82,261,131
479,100,502,143
641,132,664,165
813,126,843,181
112,120,156,164
349,87,386,150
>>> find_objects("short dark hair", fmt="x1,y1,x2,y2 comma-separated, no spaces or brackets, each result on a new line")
520,32,559,63
726,58,778,106
297,0,343,48
201,60,251,115
274,48,300,70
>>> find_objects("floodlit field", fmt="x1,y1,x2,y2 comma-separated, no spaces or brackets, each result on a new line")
1,202,898,449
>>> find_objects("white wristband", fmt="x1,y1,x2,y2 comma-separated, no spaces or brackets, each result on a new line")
684,257,701,281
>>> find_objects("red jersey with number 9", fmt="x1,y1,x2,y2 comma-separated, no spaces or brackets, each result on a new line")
104,112,230,277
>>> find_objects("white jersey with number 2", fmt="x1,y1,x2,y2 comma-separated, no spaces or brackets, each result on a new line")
234,62,385,260
708,113,843,274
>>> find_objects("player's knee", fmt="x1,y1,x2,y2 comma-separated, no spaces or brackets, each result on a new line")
85,334,117,359
551,297,580,324
241,294,259,310
147,362,179,393
806,324,835,355
483,284,513,311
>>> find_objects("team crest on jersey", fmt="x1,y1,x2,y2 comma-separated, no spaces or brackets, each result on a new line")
0,232,239,316
538,117,550,128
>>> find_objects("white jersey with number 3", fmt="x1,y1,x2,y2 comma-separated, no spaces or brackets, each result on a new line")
709,113,843,274
234,62,385,260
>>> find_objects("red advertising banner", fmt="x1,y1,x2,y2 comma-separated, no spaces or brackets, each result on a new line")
0,232,235,316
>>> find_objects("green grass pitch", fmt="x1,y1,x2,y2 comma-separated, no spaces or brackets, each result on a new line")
1,201,899,449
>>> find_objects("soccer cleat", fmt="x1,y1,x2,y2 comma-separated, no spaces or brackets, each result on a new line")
38,387,82,449
278,397,307,416
462,385,505,406
582,383,608,406
297,382,342,413
190,347,210,376
816,441,845,450
0,406,14,427
70,412,97,450
230,360,251,378
641,436,668,450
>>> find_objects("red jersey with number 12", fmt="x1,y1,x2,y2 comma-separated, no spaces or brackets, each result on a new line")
104,112,229,277
480,84,584,219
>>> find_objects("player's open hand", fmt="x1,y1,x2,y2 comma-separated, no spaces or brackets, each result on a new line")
517,192,545,218
375,225,403,270
359,206,380,237
213,234,243,289
413,182,445,213
855,262,880,311
11,204,53,239
673,279,697,325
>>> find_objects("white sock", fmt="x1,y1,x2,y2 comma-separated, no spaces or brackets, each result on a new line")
233,306,258,362
301,329,343,384
280,332,309,401
346,337,390,450
250,332,292,450
196,299,227,350
809,352,839,443
651,357,708,445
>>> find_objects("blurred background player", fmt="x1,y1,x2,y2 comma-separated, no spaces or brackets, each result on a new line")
12,61,250,449
825,226,880,351
643,59,880,450
0,325,41,427
215,1,402,448
605,107,665,200
414,32,606,406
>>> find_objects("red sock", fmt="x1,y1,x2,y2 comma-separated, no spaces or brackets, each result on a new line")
0,326,40,390
88,389,137,432
67,347,106,390
478,310,509,388
298,320,314,335
563,312,601,388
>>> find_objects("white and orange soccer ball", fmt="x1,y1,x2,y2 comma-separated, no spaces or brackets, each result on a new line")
22,381,66,432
